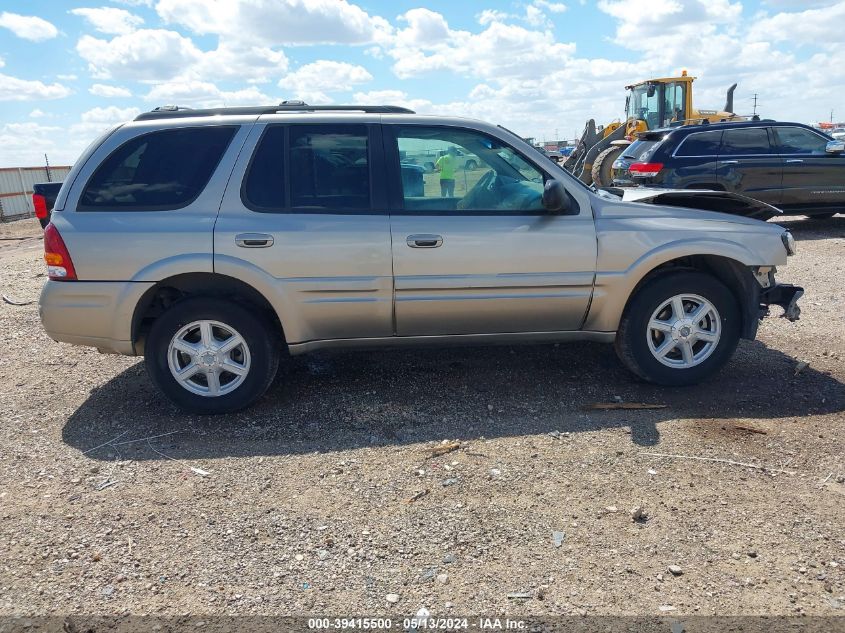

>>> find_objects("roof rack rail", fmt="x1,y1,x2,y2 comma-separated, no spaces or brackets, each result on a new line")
134,102,415,121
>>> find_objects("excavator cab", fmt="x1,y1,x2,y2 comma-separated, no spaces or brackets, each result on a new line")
625,78,691,130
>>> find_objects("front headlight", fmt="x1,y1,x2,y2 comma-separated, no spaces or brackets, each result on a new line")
781,231,796,256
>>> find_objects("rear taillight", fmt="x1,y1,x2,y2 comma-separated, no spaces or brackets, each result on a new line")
33,194,48,220
628,162,664,177
43,224,77,281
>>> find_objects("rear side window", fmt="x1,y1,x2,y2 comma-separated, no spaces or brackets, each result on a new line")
79,126,236,210
675,130,722,156
289,125,370,211
720,128,772,155
775,127,829,155
621,140,661,161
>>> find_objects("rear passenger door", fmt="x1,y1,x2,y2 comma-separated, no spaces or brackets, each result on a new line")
214,120,394,345
666,129,722,188
716,127,783,204
773,125,845,213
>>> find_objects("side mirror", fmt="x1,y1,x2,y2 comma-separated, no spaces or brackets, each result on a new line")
826,140,845,154
542,180,570,213
647,83,656,98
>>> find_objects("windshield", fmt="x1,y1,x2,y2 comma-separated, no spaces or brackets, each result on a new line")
627,84,661,129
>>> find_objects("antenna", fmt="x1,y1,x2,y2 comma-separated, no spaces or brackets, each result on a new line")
44,154,52,183
751,93,759,116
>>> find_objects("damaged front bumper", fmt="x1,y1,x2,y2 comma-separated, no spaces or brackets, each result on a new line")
760,284,804,322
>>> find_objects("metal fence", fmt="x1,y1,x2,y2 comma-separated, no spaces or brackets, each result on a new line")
0,165,72,221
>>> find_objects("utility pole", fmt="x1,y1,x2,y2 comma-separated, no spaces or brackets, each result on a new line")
831,109,835,124
751,94,759,116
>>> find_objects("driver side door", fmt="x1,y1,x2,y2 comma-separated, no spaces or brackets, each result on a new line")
385,124,597,337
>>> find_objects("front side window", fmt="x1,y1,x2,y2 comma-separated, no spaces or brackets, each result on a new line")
395,126,546,213
289,125,370,211
80,126,236,210
720,128,772,156
675,130,722,157
775,127,829,155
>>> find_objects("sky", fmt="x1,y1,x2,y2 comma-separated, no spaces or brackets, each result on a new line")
0,0,843,167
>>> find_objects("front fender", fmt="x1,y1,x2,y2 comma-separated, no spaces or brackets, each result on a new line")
584,238,767,334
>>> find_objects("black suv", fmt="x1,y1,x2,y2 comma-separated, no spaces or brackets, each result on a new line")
612,121,845,218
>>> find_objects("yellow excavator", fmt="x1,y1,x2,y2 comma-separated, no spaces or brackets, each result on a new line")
563,71,740,186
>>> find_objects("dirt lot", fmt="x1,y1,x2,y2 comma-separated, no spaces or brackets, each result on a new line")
0,215,843,619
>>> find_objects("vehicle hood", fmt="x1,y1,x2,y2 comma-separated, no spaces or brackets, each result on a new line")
611,187,782,221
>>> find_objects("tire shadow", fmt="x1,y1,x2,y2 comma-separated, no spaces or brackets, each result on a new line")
62,339,845,460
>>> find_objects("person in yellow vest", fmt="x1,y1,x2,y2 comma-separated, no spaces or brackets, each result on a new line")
435,146,458,197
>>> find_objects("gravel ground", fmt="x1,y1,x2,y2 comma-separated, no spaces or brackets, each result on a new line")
0,214,843,618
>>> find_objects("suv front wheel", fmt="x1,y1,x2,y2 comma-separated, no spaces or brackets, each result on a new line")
145,297,280,414
615,272,740,385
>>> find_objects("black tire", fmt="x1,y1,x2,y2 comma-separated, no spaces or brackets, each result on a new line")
615,272,741,386
145,297,280,414
591,145,625,187
808,213,836,220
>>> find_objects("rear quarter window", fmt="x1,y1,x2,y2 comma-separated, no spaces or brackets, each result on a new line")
621,140,661,161
674,130,722,156
78,126,237,211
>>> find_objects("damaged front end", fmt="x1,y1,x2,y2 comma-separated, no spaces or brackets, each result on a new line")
754,266,803,322
614,188,782,221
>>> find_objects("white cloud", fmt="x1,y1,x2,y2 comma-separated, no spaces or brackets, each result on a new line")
535,0,567,13
0,74,71,101
155,0,392,45
0,122,65,166
79,105,140,123
389,10,576,80
29,109,47,118
190,42,288,84
0,107,138,166
278,60,373,104
70,106,140,148
109,0,154,6
747,2,845,44
57,74,79,81
70,7,144,35
89,83,133,98
76,29,204,80
352,89,432,113
0,11,58,41
144,80,272,107
75,30,288,84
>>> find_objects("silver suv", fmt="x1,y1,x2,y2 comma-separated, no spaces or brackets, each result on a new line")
39,104,803,414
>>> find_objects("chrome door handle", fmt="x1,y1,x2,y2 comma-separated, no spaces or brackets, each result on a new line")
786,159,803,164
720,160,739,165
235,233,274,248
406,234,443,248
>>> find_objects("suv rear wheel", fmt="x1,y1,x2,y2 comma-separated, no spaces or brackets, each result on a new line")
615,272,740,385
145,297,280,414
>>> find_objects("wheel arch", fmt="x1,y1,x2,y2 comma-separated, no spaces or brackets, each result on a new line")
131,272,286,354
620,254,760,340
